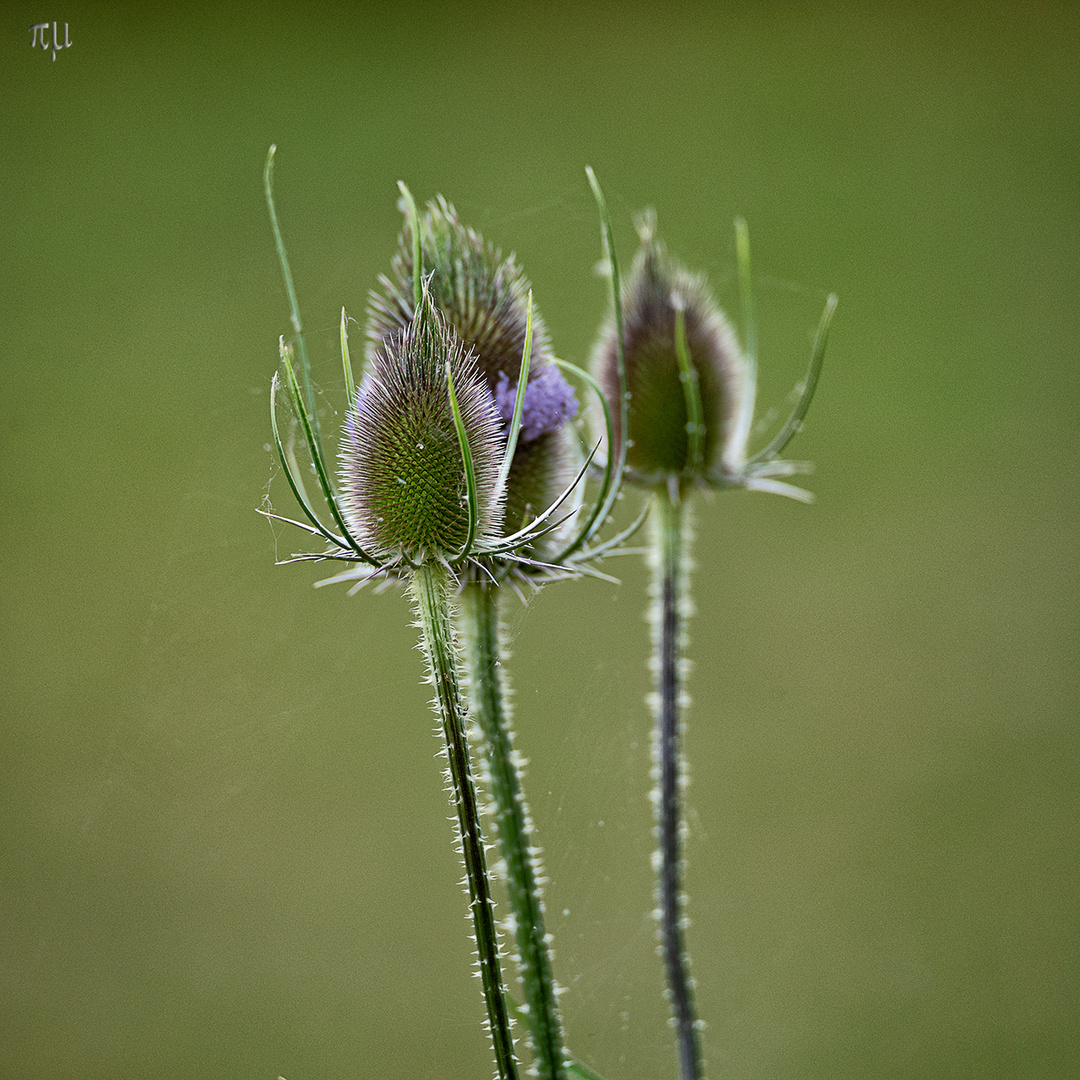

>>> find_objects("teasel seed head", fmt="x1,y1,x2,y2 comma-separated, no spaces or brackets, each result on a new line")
367,195,578,535
338,293,505,561
594,212,748,489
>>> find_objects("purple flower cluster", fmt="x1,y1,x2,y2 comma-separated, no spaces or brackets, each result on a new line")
493,364,578,443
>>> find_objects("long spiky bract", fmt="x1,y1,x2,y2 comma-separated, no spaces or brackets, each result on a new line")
396,180,423,311
265,145,320,444
446,358,481,563
746,292,837,469
269,367,344,549
549,360,616,563
732,218,757,460
278,339,375,561
544,169,631,568
340,306,357,404
495,291,534,504
583,167,631,538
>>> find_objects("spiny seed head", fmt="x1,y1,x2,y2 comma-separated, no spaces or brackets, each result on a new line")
338,294,504,560
367,196,548,387
594,212,748,487
367,195,578,534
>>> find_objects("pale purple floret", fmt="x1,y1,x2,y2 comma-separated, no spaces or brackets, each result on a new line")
493,364,578,442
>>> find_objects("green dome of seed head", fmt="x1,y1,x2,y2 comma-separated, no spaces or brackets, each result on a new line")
367,195,579,542
339,296,505,561
593,213,748,487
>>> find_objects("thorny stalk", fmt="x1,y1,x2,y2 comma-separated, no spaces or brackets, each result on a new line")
651,486,703,1080
410,563,521,1080
461,581,567,1080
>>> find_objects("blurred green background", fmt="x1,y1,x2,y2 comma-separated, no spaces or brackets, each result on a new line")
2,2,1078,1078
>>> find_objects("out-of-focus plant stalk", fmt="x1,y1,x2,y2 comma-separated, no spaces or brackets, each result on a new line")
650,485,702,1080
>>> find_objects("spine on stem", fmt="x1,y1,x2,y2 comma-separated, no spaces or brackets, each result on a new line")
410,564,520,1080
650,487,704,1080
461,581,566,1080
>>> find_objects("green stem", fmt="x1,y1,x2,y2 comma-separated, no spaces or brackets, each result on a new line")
651,486,703,1080
409,564,520,1080
461,581,566,1080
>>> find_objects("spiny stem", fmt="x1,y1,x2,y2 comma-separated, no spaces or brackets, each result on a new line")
651,487,703,1080
409,564,520,1080
461,582,566,1080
